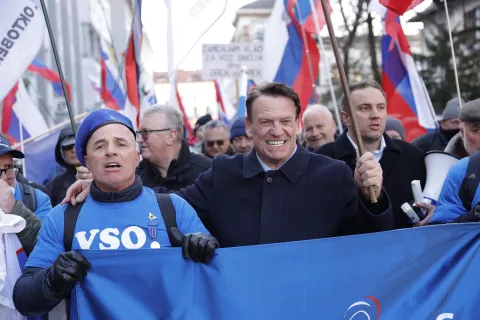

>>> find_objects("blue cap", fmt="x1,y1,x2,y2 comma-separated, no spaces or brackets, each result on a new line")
0,135,24,159
230,118,247,142
75,108,136,167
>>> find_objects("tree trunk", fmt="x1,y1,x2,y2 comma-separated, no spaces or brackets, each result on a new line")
367,13,381,83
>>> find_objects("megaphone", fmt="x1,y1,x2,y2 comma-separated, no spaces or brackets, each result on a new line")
402,151,460,223
422,151,460,205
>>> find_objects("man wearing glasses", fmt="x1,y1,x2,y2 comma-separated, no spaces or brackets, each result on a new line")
136,105,212,190
0,134,51,221
202,120,234,158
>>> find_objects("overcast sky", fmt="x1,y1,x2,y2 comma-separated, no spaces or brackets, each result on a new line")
142,0,433,72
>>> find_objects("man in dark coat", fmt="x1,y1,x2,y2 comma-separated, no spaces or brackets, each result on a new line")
136,105,211,190
411,97,462,152
315,80,426,229
46,127,80,206
64,83,394,247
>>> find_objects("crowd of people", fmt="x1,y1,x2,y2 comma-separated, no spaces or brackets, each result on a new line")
3,80,480,318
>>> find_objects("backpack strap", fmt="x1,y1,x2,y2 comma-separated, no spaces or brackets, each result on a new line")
18,183,37,213
459,152,480,212
155,193,181,247
63,202,85,251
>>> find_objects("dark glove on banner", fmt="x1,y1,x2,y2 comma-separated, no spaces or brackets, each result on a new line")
47,251,90,298
171,227,220,264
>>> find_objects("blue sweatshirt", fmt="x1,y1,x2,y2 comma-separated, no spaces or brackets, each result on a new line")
14,177,209,317
431,157,480,223
14,182,52,222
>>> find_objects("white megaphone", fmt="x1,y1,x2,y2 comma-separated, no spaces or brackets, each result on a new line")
421,151,460,205
402,151,460,223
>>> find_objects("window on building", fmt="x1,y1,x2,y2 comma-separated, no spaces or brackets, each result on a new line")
81,23,101,61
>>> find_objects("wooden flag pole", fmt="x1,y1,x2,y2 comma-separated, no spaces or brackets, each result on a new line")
318,0,377,203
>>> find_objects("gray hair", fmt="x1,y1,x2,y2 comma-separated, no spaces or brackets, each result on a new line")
302,104,333,123
203,120,230,136
142,104,184,141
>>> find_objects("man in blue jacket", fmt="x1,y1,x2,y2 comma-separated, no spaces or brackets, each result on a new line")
64,83,393,247
13,109,219,317
0,134,51,221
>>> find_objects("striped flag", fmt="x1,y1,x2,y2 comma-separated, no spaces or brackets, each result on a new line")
28,58,72,101
379,0,425,15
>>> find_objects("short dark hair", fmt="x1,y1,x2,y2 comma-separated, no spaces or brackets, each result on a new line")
245,82,301,120
339,80,386,111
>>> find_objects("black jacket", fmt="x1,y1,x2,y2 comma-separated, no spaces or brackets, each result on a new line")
155,144,394,247
411,129,457,153
46,127,78,206
136,140,212,190
315,132,426,229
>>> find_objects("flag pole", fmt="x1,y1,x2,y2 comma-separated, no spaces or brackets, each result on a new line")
443,0,462,108
39,0,77,135
318,0,377,203
307,0,343,132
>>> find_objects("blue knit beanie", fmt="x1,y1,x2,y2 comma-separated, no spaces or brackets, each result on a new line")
230,119,247,142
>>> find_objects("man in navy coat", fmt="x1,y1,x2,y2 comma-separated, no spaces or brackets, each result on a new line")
65,83,393,247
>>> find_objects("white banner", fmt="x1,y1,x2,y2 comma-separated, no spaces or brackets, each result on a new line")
0,0,46,101
201,43,263,81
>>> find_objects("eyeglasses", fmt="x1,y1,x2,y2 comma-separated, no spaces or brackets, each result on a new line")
206,140,226,148
136,128,173,141
0,166,19,178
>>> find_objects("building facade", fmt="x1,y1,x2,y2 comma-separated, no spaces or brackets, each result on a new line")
30,0,155,127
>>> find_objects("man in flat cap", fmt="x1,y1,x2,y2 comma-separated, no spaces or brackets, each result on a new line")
13,109,219,317
445,98,480,158
412,97,462,152
417,99,480,225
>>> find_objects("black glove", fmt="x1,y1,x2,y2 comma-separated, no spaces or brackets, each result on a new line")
170,227,219,264
46,251,90,298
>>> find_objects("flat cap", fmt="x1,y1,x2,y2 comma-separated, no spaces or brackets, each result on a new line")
441,97,463,121
75,108,135,167
460,99,480,123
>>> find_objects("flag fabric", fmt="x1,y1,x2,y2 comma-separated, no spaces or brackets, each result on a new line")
2,81,48,144
175,84,193,140
27,58,72,101
380,0,425,15
0,0,46,101
21,127,62,185
213,80,236,126
247,79,256,95
124,0,143,128
76,223,478,319
236,70,249,120
262,0,325,118
370,1,436,141
99,39,127,111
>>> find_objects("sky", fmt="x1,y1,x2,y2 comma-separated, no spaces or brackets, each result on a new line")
141,0,434,72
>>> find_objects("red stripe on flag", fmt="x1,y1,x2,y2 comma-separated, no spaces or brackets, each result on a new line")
2,83,19,135
383,73,426,141
176,84,193,139
125,33,141,127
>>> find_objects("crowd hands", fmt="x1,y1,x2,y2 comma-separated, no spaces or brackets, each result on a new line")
5,81,480,317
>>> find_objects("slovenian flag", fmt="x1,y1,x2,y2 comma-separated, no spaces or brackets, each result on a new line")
380,0,425,15
28,58,72,101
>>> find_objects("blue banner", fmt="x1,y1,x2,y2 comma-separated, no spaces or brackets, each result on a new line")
75,224,480,319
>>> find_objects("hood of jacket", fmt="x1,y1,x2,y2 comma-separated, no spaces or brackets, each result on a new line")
55,126,77,169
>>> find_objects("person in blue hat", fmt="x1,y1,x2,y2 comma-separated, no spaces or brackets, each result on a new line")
13,108,219,317
230,118,253,154
0,133,52,221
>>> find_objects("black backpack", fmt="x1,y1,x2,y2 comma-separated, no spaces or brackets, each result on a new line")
458,152,480,212
18,182,37,213
63,194,182,251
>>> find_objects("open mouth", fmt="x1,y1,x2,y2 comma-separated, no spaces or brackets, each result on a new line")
105,162,121,169
266,140,286,147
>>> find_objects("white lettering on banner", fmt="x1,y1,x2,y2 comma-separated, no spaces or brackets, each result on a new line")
436,314,454,320
0,6,35,66
201,43,263,81
74,227,148,250
99,228,120,250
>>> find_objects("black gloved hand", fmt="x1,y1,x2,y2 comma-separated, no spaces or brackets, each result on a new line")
46,251,90,298
170,227,220,264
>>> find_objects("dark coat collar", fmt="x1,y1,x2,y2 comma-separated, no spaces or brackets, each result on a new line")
334,130,402,160
244,143,309,183
143,140,191,181
91,175,143,203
